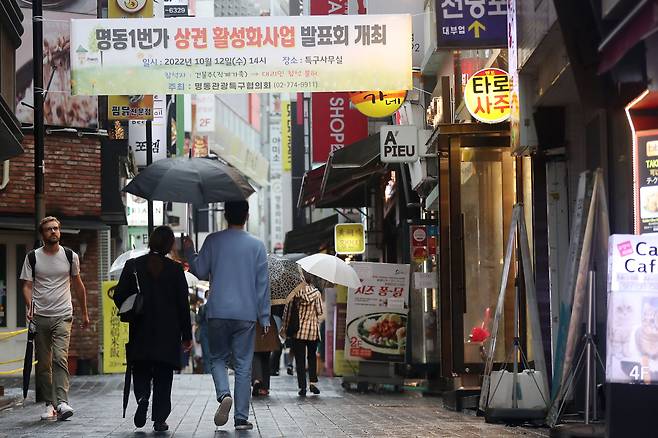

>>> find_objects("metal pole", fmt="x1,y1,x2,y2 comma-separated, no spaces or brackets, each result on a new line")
512,277,519,409
33,0,46,246
146,120,154,236
584,270,594,424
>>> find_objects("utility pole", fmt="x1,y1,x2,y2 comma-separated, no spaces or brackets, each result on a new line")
33,0,45,247
146,120,154,236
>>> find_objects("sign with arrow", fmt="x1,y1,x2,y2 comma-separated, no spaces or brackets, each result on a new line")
435,0,507,49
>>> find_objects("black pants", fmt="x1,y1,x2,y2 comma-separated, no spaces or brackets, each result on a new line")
292,339,318,390
252,352,271,390
132,361,174,423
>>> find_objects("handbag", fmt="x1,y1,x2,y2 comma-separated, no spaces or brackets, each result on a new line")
285,297,301,338
118,262,144,323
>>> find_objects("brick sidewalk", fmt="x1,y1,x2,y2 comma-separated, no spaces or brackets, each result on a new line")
0,374,549,437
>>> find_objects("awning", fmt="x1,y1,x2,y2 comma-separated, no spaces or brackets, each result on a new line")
598,0,658,74
283,214,339,254
298,164,372,209
298,165,325,208
0,215,110,233
0,98,24,161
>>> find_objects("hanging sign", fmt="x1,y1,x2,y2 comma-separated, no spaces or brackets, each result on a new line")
349,90,406,118
464,67,510,124
70,14,412,96
436,0,507,48
380,125,418,163
108,95,154,120
335,223,366,255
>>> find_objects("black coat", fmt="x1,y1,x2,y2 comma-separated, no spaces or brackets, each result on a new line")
113,254,192,369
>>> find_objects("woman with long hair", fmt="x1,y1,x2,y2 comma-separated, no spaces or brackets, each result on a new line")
113,226,192,432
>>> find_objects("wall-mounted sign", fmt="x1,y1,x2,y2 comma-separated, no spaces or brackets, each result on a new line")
108,95,154,120
335,223,365,255
636,133,658,233
312,92,368,163
109,0,153,18
380,125,418,163
349,90,406,118
464,68,510,124
436,0,507,48
164,0,188,17
70,14,413,95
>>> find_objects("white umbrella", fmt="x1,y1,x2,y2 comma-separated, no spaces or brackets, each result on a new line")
109,248,149,275
296,254,361,289
185,271,199,287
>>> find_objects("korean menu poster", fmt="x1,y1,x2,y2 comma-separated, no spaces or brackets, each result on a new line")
346,262,410,362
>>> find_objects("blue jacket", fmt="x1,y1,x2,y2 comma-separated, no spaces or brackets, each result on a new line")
186,228,270,326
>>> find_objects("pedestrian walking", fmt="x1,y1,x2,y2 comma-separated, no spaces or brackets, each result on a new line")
196,292,211,374
281,273,325,397
184,200,270,431
268,304,285,376
252,315,280,396
113,226,193,432
20,216,89,421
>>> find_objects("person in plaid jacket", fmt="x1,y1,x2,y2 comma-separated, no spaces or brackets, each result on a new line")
281,273,326,396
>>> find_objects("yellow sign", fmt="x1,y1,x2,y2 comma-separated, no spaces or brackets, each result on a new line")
349,90,406,118
463,68,511,124
107,95,154,121
109,0,153,18
101,281,129,374
335,223,365,255
281,99,291,172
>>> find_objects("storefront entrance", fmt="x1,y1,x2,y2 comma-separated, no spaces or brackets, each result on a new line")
436,123,519,379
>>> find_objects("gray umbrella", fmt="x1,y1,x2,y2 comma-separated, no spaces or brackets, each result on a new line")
123,157,255,204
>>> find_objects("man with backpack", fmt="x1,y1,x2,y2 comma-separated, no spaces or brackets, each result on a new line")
20,216,89,421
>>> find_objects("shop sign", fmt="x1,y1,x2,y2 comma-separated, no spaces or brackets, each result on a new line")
436,0,507,49
606,234,658,384
129,95,167,165
281,99,292,171
164,0,188,17
108,95,154,120
102,280,129,373
270,177,285,252
126,186,164,226
464,68,510,124
70,14,413,96
312,92,368,163
507,0,520,151
110,0,153,17
194,94,215,133
349,90,406,118
380,125,418,163
335,223,365,255
410,224,427,261
346,262,411,362
636,133,658,233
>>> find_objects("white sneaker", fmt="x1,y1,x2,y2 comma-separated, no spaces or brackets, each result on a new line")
56,402,74,421
40,404,57,421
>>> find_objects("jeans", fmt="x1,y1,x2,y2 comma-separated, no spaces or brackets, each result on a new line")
207,319,255,421
34,315,72,406
292,339,318,390
132,361,174,423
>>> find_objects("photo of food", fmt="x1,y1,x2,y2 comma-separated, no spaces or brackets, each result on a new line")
647,140,658,158
640,186,658,219
347,312,407,354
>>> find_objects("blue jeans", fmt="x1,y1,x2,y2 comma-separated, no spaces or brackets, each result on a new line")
207,319,256,421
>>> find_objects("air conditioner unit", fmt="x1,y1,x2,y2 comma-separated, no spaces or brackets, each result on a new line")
408,130,437,198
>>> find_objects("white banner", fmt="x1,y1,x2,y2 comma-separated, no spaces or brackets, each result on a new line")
130,95,167,166
70,14,412,95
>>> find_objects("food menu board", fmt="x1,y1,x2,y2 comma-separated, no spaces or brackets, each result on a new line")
346,262,410,362
637,133,658,233
606,234,658,384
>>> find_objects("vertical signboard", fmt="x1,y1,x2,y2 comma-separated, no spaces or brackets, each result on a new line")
436,0,507,48
281,99,292,172
636,133,658,234
346,262,411,362
130,95,167,165
507,0,520,151
102,280,129,373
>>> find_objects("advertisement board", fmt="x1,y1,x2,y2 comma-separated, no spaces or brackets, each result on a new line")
334,223,365,255
607,234,658,384
130,95,167,165
463,68,510,124
102,280,129,373
436,0,507,48
636,133,658,234
346,262,410,362
70,14,413,95
126,187,164,227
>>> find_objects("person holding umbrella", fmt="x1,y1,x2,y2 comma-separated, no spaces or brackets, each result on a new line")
113,226,192,432
20,216,89,421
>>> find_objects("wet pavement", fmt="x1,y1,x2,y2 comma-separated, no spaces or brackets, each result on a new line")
0,374,550,437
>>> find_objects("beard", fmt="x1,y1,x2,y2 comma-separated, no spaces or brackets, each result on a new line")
44,235,60,245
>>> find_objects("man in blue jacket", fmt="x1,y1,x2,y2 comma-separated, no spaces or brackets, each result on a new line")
184,200,270,431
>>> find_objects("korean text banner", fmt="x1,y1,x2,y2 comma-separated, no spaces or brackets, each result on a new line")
70,14,412,95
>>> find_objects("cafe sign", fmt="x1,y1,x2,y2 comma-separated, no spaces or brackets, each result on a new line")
463,67,510,124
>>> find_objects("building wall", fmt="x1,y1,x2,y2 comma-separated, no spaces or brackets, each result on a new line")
0,134,101,216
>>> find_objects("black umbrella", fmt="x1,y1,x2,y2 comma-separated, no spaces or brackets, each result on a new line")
122,361,131,418
22,320,36,399
123,157,255,205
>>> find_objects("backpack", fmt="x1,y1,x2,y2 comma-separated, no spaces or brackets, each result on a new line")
27,247,74,281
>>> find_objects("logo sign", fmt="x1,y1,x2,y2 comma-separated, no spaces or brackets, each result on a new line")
464,68,510,124
335,223,365,255
380,125,418,163
107,95,154,121
436,0,507,48
349,90,407,118
116,0,147,13
110,0,153,17
410,224,427,261
312,93,368,163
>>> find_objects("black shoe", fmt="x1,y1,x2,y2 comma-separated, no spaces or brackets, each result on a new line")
286,366,294,376
134,398,149,428
252,379,262,397
234,419,254,430
309,384,320,395
298,388,306,397
270,370,280,376
153,422,169,432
